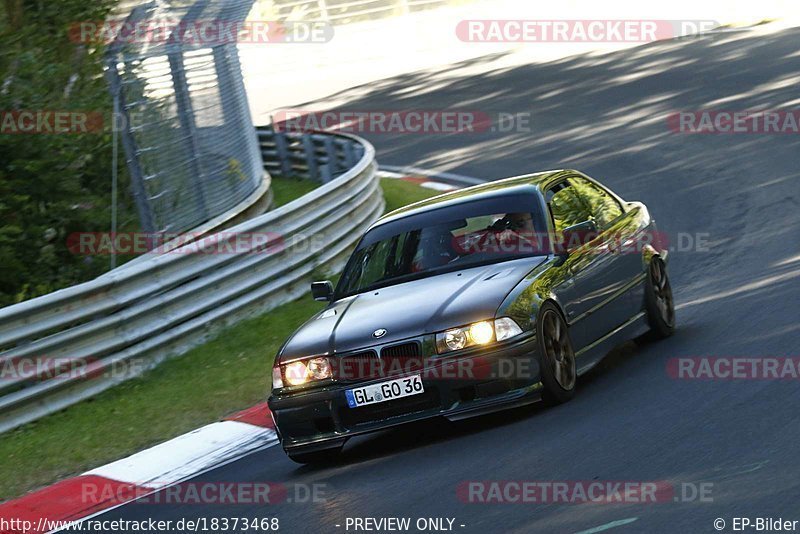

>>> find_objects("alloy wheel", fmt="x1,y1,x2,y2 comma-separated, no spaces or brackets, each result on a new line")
542,309,576,390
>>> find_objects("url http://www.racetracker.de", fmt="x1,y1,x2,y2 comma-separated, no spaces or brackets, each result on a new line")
1,516,281,532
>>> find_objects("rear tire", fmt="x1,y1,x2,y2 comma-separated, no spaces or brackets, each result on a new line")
536,302,576,405
644,258,675,339
287,447,342,465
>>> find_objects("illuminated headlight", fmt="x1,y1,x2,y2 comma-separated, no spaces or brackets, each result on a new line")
435,320,495,352
469,321,495,344
436,318,523,354
436,320,495,353
275,356,333,388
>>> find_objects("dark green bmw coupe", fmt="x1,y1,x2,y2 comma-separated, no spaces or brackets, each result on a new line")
269,170,675,463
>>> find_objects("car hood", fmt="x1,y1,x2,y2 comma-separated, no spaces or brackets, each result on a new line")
278,256,546,361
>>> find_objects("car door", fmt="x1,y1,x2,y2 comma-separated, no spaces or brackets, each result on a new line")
569,176,643,342
544,178,601,354
545,176,633,363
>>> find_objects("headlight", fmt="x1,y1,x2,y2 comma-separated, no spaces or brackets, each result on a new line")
469,321,495,344
443,328,468,351
436,318,523,354
272,366,283,389
495,317,523,341
275,356,333,388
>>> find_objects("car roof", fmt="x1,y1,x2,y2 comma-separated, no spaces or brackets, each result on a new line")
374,168,579,227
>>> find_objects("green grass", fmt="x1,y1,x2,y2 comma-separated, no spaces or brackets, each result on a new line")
380,178,445,212
0,178,440,501
268,176,320,207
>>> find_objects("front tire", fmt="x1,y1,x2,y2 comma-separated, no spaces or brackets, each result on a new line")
644,258,675,339
536,302,576,405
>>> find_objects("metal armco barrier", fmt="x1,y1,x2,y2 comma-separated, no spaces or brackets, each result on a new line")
258,127,365,182
0,130,381,433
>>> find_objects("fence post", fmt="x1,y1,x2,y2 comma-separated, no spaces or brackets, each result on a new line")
167,47,210,219
214,43,264,191
104,59,156,234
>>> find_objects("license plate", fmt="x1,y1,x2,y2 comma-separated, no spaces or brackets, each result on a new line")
345,375,424,408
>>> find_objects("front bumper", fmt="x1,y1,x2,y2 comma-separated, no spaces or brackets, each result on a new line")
268,334,541,454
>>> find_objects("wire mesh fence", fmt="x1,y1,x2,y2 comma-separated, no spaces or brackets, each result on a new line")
105,0,264,235
102,0,462,235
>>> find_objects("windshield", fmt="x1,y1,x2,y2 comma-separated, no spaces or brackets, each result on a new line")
336,194,549,298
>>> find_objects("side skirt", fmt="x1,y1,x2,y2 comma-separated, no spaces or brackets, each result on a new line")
575,311,649,376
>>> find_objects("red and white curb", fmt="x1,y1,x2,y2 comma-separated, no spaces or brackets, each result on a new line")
379,169,458,191
378,164,484,191
0,171,479,534
0,403,277,534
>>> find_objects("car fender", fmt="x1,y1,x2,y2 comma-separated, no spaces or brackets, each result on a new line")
496,256,564,332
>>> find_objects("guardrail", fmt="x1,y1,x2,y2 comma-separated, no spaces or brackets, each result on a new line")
258,127,365,182
0,129,382,433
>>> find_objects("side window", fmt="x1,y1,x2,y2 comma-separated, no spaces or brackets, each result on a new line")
545,180,592,232
571,177,623,230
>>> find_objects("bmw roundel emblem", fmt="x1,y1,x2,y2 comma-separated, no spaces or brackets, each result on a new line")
373,328,387,338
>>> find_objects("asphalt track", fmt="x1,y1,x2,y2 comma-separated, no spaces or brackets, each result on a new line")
73,26,800,534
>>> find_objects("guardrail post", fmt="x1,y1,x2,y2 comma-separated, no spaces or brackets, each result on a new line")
343,139,356,169
320,163,332,183
322,136,337,174
273,130,293,177
302,133,320,180
354,141,365,161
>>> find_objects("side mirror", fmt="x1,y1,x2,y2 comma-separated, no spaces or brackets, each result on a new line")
311,281,334,302
558,220,599,255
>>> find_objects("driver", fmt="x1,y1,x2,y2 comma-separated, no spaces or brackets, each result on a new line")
487,212,539,253
413,225,457,271
502,212,535,234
